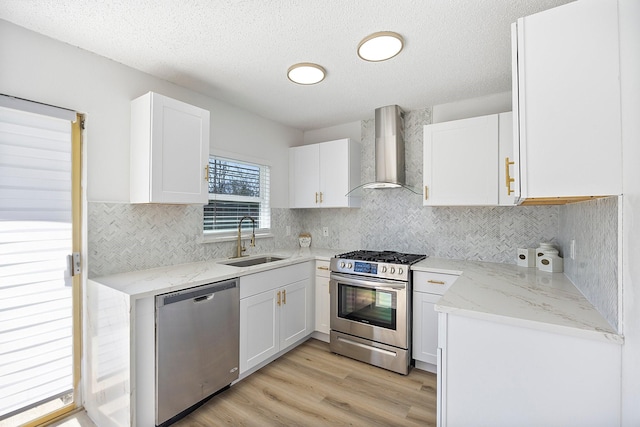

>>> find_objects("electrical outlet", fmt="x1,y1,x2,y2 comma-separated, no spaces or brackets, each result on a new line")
570,239,576,260
322,227,329,237
285,226,291,236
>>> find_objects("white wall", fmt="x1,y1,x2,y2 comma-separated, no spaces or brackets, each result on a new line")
302,120,361,145
619,0,640,424
0,20,302,208
432,91,511,123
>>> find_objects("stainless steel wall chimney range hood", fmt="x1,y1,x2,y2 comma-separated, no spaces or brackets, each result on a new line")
363,105,406,189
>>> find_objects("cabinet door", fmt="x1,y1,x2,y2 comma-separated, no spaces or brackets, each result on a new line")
279,279,312,350
423,115,499,206
239,290,278,374
413,292,440,365
513,0,621,199
314,261,330,334
289,144,320,208
319,139,351,207
131,92,210,204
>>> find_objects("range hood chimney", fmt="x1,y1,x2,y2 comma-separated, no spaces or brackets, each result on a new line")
363,105,405,189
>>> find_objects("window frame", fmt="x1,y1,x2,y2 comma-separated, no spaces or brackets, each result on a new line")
203,155,271,240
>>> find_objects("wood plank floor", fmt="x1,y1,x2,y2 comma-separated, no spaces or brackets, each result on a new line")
173,338,437,426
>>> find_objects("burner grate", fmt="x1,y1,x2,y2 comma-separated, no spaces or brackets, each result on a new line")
336,250,426,265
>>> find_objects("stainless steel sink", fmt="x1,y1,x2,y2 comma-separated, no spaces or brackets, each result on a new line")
219,255,285,268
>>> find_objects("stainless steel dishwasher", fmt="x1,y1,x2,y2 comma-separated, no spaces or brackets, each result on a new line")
155,278,239,426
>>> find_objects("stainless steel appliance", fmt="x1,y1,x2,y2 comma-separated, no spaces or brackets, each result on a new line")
330,250,426,375
155,278,239,426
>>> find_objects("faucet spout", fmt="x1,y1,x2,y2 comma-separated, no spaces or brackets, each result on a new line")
236,216,256,258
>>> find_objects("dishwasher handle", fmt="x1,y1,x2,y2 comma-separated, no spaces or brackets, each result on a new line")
157,278,238,307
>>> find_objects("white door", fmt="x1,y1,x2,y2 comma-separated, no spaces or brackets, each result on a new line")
0,101,81,425
280,279,311,350
413,292,440,365
289,144,320,208
239,290,278,373
319,139,349,207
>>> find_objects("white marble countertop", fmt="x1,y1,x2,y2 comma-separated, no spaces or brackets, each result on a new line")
88,248,339,300
412,258,623,344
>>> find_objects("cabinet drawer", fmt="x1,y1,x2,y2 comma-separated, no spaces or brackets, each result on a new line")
413,271,459,295
240,262,311,299
315,260,330,278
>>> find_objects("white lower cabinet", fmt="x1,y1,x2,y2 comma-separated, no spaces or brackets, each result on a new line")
412,271,458,373
437,313,622,427
314,260,330,335
239,262,313,374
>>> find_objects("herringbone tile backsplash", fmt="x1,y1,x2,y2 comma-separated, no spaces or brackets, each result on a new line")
88,106,617,330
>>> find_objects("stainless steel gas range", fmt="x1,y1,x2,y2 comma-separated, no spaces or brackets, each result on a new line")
329,250,427,375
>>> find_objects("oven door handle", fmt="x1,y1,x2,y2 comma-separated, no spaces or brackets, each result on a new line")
330,273,406,290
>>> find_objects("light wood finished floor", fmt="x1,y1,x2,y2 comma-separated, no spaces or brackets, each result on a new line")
173,338,437,426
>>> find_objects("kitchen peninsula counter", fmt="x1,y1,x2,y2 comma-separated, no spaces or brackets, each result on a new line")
412,258,622,344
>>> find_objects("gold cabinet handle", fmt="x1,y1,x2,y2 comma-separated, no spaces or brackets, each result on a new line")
424,185,429,200
505,157,515,195
317,266,329,271
277,290,281,306
427,280,446,285
319,192,323,203
283,289,286,304
315,192,319,203
204,164,209,181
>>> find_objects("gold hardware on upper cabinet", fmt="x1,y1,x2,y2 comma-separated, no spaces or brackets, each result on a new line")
277,291,281,306
319,192,323,203
427,280,446,285
505,157,515,195
283,289,287,304
424,186,429,200
204,164,209,181
315,192,319,203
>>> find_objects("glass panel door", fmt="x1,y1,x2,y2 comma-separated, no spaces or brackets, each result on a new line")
0,105,81,425
337,283,397,330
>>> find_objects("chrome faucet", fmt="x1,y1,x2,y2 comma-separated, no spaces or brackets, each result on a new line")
236,216,256,258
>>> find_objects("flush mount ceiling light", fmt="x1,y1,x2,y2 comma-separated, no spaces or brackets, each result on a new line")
357,31,404,62
287,63,326,85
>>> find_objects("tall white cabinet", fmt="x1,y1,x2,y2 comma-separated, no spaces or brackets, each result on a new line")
511,0,622,203
130,92,210,204
289,138,361,208
423,112,514,206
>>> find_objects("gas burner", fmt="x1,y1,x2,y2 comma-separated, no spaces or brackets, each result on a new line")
335,250,426,266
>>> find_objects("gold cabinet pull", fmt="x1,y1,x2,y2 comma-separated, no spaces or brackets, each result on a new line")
277,290,281,306
505,157,515,195
315,192,319,203
319,192,323,203
204,164,209,181
317,266,329,271
424,185,429,200
427,280,446,285
283,289,286,304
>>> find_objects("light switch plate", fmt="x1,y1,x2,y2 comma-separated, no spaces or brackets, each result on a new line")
322,227,329,237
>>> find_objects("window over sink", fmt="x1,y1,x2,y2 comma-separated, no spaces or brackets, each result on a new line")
204,156,271,236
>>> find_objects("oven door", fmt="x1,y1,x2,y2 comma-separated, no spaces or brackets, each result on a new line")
330,272,408,349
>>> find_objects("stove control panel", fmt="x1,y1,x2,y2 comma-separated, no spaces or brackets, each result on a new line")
330,258,410,281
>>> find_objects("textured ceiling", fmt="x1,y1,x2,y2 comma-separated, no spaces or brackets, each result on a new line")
0,0,573,131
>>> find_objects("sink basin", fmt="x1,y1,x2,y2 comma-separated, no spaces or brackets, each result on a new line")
220,255,285,268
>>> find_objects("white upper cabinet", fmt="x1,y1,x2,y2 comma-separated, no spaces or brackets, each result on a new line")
130,92,210,204
289,138,361,208
511,0,622,203
423,113,513,206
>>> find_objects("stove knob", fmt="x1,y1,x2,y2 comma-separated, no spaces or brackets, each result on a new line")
390,267,395,274
398,267,404,275
340,262,345,268
347,263,353,269
381,266,387,273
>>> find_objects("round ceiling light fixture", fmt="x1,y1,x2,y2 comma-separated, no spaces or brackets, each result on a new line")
357,31,404,62
287,63,326,85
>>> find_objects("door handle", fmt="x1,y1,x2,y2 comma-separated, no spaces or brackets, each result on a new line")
505,157,515,195
277,291,281,306
283,289,286,304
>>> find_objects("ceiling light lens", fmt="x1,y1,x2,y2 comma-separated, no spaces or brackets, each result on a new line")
358,31,404,62
287,63,326,85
